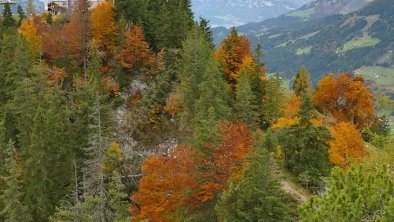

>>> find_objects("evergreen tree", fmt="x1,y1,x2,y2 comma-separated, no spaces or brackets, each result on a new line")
198,17,214,48
10,66,79,221
277,96,332,189
107,172,130,222
17,5,26,26
0,140,32,222
82,91,112,221
192,59,231,147
261,73,284,128
216,148,295,222
233,66,259,127
1,2,15,29
175,26,212,129
293,66,312,97
0,34,34,113
299,166,394,222
46,13,53,25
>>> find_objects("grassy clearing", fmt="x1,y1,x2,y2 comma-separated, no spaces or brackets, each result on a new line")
287,8,315,18
355,66,394,86
299,31,320,40
267,73,291,89
268,33,283,39
342,37,381,52
296,46,312,55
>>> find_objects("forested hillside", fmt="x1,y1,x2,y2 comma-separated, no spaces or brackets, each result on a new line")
0,0,393,221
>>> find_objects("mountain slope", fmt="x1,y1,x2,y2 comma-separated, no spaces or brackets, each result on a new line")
250,0,393,96
192,0,311,27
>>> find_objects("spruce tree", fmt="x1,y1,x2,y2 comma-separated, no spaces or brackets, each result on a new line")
277,96,332,189
261,73,284,128
175,26,212,129
293,66,312,97
192,59,231,147
198,17,214,48
216,148,295,222
17,5,26,26
0,140,32,222
233,66,259,127
0,34,33,112
1,2,15,28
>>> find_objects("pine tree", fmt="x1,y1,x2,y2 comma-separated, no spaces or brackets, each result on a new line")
1,2,15,29
293,66,312,97
299,166,394,222
0,140,32,222
233,66,259,127
216,148,295,222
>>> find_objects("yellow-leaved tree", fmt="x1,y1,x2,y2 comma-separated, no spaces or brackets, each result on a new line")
329,122,367,169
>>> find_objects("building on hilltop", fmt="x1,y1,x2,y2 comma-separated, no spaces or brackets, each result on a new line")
45,0,103,16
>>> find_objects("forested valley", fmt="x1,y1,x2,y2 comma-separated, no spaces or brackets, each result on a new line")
0,0,393,221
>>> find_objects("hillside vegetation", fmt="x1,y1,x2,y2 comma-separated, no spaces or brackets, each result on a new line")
0,0,393,221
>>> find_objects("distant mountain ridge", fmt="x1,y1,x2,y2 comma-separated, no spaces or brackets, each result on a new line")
192,0,311,27
244,0,393,92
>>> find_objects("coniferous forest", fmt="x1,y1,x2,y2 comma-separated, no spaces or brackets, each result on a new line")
0,0,393,221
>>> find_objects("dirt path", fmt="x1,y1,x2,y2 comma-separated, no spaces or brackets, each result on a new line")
280,179,310,203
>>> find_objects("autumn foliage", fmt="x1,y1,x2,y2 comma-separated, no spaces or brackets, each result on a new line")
329,122,367,169
117,25,160,75
313,73,374,128
214,28,252,84
192,122,253,204
131,145,198,222
131,123,253,221
19,16,44,57
90,1,117,55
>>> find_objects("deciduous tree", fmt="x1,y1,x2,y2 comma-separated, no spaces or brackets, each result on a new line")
214,28,252,86
313,73,374,128
329,122,367,169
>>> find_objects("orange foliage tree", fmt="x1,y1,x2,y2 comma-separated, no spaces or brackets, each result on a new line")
131,145,198,222
90,1,117,58
42,15,83,62
131,123,254,221
329,122,367,169
19,16,45,57
313,73,374,128
191,122,253,205
214,28,252,85
116,24,161,75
